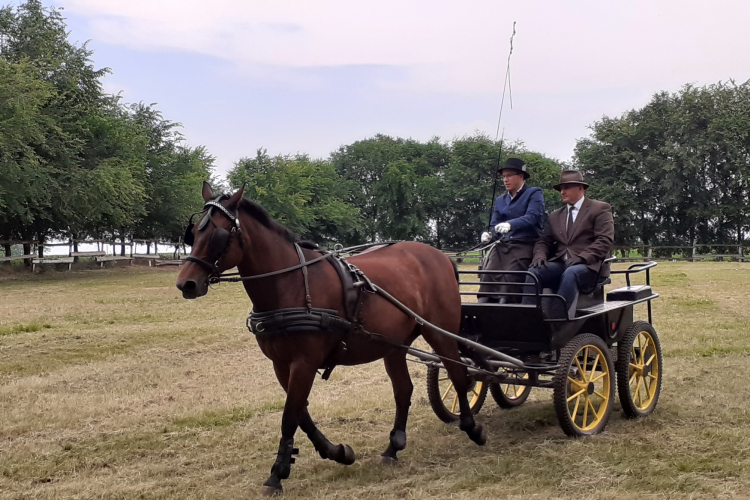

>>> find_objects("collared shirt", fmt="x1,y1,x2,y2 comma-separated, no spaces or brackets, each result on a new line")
568,196,585,225
490,183,545,242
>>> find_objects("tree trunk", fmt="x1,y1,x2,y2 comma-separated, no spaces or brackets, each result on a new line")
23,243,31,267
37,235,44,258
3,243,10,266
72,234,79,263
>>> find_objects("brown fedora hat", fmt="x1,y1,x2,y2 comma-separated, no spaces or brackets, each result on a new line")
553,170,589,191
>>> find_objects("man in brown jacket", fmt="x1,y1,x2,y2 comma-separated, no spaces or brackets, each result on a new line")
521,170,614,318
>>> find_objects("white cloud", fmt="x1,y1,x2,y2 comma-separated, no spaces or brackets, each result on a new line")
57,0,750,95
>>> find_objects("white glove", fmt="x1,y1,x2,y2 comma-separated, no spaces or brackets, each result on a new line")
495,222,511,234
480,231,492,243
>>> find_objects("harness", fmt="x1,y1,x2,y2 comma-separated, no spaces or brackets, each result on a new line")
183,198,393,378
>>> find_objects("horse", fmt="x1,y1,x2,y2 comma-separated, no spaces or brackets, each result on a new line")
175,182,486,495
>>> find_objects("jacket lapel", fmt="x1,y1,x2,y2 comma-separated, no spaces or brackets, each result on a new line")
568,198,591,242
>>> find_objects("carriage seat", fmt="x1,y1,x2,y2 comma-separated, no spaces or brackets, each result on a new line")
540,277,611,314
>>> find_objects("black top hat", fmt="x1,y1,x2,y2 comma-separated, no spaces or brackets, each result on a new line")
499,158,530,179
553,170,589,191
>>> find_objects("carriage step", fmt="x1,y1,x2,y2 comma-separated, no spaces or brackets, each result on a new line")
577,300,632,315
606,285,653,302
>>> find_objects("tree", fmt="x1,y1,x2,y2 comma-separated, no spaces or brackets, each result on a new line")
576,81,750,251
227,150,361,244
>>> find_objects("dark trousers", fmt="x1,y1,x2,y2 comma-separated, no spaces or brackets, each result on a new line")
478,241,534,303
521,261,597,318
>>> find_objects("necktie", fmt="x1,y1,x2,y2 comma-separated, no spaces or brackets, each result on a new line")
566,205,575,239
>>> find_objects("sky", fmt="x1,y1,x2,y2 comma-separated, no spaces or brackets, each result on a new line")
37,0,750,178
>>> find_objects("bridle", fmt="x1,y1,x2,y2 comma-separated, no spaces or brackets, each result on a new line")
183,196,242,275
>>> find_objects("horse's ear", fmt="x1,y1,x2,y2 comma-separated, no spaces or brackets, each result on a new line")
226,183,245,211
202,181,214,202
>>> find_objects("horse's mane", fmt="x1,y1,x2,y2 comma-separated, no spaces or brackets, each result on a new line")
238,198,304,245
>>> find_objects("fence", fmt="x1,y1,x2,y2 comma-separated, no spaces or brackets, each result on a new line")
0,239,188,271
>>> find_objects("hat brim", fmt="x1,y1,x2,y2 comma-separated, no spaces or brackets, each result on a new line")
498,167,530,180
553,181,589,191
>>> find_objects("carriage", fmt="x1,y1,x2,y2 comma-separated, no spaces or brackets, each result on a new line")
424,258,663,437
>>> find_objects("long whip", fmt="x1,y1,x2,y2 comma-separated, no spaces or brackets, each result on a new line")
486,21,517,230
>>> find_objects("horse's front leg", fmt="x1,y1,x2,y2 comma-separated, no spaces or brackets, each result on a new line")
380,350,413,463
271,362,356,468
262,360,317,496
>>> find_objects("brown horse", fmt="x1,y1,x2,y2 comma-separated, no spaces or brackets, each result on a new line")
176,183,485,495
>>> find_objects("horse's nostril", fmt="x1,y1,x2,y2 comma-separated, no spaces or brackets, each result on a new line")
177,280,197,292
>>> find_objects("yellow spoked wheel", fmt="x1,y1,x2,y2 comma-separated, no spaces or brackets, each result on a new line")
490,371,531,409
553,334,615,437
617,321,663,418
426,362,487,423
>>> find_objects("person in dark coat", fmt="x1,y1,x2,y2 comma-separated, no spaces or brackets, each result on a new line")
477,158,545,303
521,170,614,318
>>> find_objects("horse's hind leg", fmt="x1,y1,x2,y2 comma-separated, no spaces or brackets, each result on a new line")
426,336,487,445
262,361,318,496
271,362,355,468
381,350,413,463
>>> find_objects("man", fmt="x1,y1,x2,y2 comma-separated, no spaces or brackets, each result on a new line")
477,158,545,303
522,170,614,318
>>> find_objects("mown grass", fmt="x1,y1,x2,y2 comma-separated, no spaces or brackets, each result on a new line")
0,261,749,499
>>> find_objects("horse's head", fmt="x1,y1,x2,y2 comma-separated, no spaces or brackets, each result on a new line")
176,182,245,299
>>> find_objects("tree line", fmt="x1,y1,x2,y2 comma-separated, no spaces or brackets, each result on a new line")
0,1,214,257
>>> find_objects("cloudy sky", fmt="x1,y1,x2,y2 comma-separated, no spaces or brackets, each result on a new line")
43,0,750,177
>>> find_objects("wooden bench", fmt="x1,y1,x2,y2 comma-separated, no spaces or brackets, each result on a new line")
31,257,74,272
132,254,161,267
0,254,34,263
154,259,184,266
70,251,107,258
94,255,134,267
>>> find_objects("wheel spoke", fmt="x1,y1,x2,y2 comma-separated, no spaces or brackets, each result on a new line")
583,347,590,378
645,353,656,366
594,390,607,400
634,377,643,406
451,394,458,413
567,388,586,402
582,395,590,427
589,354,601,381
571,394,582,420
441,382,455,402
438,376,450,382
574,356,585,378
590,371,607,383
587,398,598,425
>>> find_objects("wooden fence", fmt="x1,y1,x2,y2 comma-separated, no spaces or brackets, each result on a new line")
0,239,188,271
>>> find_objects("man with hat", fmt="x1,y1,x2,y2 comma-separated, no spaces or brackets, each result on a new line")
521,170,614,318
477,158,545,303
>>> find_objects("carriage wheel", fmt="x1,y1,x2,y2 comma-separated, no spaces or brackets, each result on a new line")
426,362,487,423
616,321,663,419
490,370,531,409
553,334,615,437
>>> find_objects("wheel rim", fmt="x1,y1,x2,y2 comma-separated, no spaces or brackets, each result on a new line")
438,374,484,414
628,330,660,411
566,344,611,432
500,372,529,400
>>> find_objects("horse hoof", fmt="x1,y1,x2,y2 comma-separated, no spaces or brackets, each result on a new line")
340,444,356,465
261,485,283,497
380,455,399,466
470,424,487,446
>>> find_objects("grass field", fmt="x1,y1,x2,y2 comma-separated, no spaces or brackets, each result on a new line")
1,261,749,499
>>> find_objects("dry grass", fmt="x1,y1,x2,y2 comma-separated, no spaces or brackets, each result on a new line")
1,262,749,499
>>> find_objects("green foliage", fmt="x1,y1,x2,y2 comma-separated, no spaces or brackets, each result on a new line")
0,1,213,248
576,81,750,250
227,150,361,243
